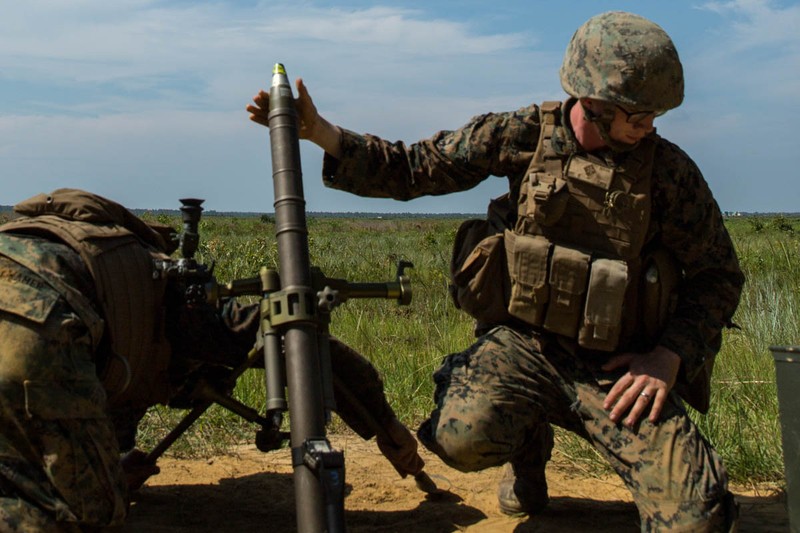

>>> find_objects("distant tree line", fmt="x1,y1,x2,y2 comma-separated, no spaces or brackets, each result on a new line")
2,203,795,220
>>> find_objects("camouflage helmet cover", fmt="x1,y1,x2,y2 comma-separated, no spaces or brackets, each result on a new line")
560,11,684,111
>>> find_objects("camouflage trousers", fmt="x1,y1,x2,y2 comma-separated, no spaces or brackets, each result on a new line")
0,257,127,532
417,326,733,532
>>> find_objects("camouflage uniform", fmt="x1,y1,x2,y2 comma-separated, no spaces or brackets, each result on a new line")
0,235,127,532
320,89,744,528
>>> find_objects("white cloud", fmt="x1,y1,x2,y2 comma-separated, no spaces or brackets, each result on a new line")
689,0,800,103
0,3,529,93
263,6,528,54
1,1,552,150
0,1,553,213
698,0,800,49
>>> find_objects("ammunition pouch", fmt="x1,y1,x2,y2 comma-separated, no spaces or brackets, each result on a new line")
449,194,514,326
504,231,632,352
505,231,550,327
579,258,628,351
544,245,591,339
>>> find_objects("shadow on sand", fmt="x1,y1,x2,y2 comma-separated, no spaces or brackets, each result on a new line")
123,470,789,532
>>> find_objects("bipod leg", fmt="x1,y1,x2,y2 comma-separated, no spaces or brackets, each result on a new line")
143,400,212,465
144,346,265,464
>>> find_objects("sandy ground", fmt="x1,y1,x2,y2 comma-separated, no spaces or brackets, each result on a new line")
121,433,789,532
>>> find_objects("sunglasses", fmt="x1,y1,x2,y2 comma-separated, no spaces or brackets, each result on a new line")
615,105,666,124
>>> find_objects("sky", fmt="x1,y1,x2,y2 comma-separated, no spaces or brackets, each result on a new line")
1,0,798,214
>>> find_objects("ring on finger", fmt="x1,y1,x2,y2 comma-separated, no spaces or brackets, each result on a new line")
639,391,652,400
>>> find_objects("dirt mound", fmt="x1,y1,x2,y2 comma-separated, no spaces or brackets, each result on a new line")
123,434,788,532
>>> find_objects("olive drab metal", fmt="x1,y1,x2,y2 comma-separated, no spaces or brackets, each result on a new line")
559,11,684,112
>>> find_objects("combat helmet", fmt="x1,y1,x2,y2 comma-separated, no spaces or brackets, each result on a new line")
560,11,684,112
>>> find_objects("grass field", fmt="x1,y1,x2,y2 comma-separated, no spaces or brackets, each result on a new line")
133,211,799,485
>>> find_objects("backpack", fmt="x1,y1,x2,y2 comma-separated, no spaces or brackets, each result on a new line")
0,188,177,408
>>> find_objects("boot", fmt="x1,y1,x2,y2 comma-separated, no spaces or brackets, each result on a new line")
497,424,553,515
496,460,549,516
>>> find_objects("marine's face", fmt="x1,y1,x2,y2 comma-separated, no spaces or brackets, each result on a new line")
607,104,657,145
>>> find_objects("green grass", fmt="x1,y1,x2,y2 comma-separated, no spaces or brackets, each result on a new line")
136,212,799,484
700,215,799,481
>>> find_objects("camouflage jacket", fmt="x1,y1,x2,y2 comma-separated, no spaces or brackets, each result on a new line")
322,98,745,394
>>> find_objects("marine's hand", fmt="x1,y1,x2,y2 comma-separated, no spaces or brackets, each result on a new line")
293,78,321,140
246,78,312,135
246,89,271,128
376,417,425,478
601,345,681,428
246,78,342,157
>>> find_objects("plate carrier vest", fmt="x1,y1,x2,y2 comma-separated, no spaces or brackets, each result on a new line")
451,101,684,350
449,102,713,410
507,101,655,352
